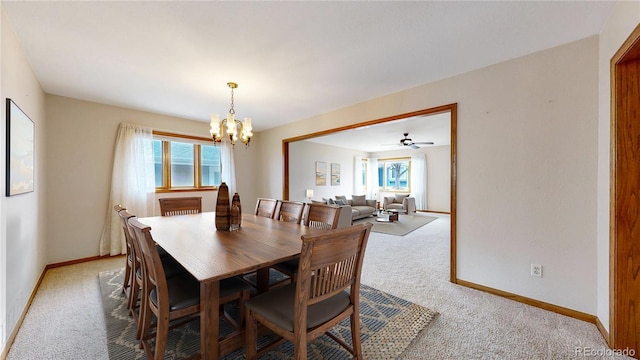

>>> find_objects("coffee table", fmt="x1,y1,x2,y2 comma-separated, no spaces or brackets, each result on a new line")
386,209,407,221
376,209,407,223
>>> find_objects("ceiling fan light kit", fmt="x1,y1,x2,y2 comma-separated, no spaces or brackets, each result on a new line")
397,132,434,149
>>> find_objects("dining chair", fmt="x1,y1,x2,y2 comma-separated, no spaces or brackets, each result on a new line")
274,200,305,224
114,204,133,299
158,197,202,216
245,222,373,360
272,203,343,284
116,207,188,339
128,217,251,360
254,198,278,218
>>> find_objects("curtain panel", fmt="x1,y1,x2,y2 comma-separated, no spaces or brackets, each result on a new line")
99,123,155,256
411,153,427,210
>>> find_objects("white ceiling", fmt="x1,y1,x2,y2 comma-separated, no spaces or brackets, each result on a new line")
2,1,614,133
306,112,451,153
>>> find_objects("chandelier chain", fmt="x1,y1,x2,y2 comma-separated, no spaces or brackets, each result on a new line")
229,87,235,115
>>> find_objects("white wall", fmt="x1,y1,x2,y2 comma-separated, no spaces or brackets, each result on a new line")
288,141,368,203
0,10,47,351
596,2,640,333
259,36,599,314
45,95,259,264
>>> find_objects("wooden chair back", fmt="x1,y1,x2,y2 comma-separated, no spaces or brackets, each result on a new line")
274,200,305,224
245,223,373,359
298,223,372,306
114,204,135,307
303,203,341,229
158,197,202,216
254,198,278,218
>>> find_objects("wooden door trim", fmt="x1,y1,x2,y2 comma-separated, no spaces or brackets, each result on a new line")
282,103,458,282
610,22,640,352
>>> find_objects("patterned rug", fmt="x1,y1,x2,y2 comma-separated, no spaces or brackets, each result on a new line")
99,268,437,359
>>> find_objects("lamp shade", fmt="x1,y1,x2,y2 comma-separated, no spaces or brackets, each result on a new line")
306,189,314,198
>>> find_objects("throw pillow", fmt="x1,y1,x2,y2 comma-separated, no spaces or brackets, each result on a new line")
335,195,347,203
351,195,366,206
311,200,325,204
335,199,347,205
384,196,396,204
395,194,410,203
322,197,331,204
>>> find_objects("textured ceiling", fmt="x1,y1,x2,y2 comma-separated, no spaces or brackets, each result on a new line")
2,1,614,134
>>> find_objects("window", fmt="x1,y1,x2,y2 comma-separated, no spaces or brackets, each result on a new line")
378,157,411,192
153,132,221,192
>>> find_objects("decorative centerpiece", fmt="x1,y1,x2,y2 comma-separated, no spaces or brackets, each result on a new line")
231,193,242,229
215,182,230,231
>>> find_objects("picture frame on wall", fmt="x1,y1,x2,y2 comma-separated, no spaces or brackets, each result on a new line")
6,98,35,196
315,161,326,186
331,163,340,186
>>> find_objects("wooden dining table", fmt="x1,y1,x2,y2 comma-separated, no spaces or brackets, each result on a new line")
138,212,324,359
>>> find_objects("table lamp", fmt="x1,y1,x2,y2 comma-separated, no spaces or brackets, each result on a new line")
306,189,314,202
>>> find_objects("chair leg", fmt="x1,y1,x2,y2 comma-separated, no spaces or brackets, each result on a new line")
245,310,258,360
123,260,132,295
293,330,307,360
139,295,152,348
128,278,139,316
153,313,169,360
350,312,363,360
238,289,250,327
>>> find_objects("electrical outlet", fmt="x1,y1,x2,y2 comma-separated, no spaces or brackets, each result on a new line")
531,264,542,277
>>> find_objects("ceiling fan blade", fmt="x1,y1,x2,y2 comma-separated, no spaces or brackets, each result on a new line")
409,144,420,149
413,141,434,145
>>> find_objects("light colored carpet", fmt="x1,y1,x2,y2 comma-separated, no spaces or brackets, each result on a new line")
6,213,632,359
99,268,436,359
358,213,437,236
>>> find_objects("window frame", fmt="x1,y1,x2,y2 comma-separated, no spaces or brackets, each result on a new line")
378,157,411,193
153,131,220,193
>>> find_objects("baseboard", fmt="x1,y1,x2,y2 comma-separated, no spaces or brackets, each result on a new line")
595,317,611,347
0,254,124,359
455,279,597,324
418,209,450,214
45,254,120,270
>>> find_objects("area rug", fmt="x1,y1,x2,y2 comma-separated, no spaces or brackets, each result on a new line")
99,268,437,359
358,214,437,236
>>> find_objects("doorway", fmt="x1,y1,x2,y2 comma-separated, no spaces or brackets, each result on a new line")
611,23,640,353
282,103,458,281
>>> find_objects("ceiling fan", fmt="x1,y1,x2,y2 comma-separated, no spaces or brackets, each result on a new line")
392,132,434,149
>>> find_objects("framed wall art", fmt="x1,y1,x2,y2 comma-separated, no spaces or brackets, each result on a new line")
331,163,340,186
6,98,34,196
315,161,326,186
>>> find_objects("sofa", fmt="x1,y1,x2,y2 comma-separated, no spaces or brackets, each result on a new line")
383,194,416,213
314,195,377,222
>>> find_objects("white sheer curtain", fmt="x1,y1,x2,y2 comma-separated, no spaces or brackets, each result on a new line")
99,123,155,256
411,153,427,210
354,156,364,195
366,157,379,201
220,141,237,194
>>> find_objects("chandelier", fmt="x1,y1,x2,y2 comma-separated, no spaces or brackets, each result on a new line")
209,82,253,146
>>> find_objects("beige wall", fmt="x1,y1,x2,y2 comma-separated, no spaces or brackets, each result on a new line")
44,95,260,264
259,36,599,314
288,141,368,203
596,2,640,333
0,9,47,350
